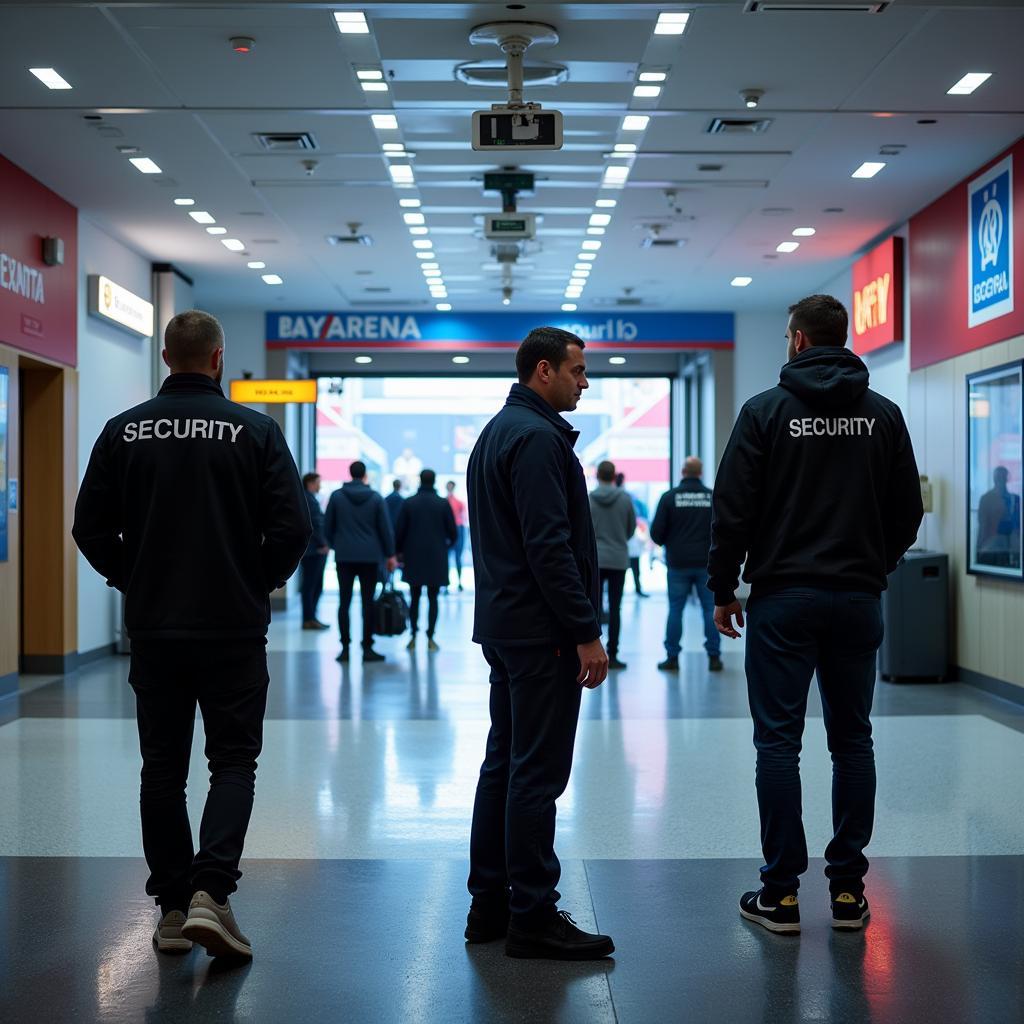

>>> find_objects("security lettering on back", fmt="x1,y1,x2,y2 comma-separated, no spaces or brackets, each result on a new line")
788,417,875,438
123,419,244,443
675,492,711,508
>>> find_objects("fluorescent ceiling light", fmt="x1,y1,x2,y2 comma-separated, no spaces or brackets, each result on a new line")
603,165,630,186
581,239,602,251
413,239,433,249
587,227,606,236
382,143,406,152
731,276,753,287
776,241,799,253
595,198,618,209
565,290,583,299
452,355,470,364
578,252,597,261
655,12,690,35
403,212,426,225
436,304,453,312
852,161,885,179
792,227,816,236
335,11,369,34
574,263,593,271
389,164,414,184
357,69,383,81
614,143,638,153
947,72,992,96
633,85,662,99
589,213,612,227
415,251,435,259
638,71,668,83
409,226,429,236
129,157,162,174
189,211,215,224
354,355,374,364
262,273,283,285
361,82,388,93
423,269,442,278
221,238,245,251
29,67,72,90
561,303,577,312
247,261,266,269
421,262,439,270
173,198,195,206
399,197,421,207
609,356,627,365
207,227,227,235
622,115,650,131
372,113,398,130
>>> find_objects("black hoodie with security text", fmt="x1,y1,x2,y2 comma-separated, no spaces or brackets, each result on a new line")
707,346,923,605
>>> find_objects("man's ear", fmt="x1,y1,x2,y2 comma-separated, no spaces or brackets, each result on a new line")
161,349,171,368
212,347,224,370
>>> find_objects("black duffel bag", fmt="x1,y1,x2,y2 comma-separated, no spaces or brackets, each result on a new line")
373,573,409,637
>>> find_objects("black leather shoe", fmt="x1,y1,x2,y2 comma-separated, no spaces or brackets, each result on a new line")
335,647,349,663
465,901,511,943
506,910,614,960
608,657,628,670
363,648,386,663
708,656,724,672
658,657,679,671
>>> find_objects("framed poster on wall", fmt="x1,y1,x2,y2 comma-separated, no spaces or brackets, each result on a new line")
0,366,7,562
967,360,1023,579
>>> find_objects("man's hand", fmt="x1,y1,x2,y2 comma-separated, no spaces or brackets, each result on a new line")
714,601,744,639
386,556,398,572
576,638,609,689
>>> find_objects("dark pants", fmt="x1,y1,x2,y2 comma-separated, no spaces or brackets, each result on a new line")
665,567,720,658
598,568,627,657
745,588,883,898
408,584,440,637
451,525,466,580
628,556,644,594
128,639,269,911
468,644,583,924
299,553,326,621
337,561,379,648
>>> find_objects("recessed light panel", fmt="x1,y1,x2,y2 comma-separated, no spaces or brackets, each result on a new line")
372,113,398,130
436,303,452,312
221,238,245,251
247,261,266,269
633,85,662,98
561,303,577,312
29,67,72,90
731,276,753,287
189,211,215,224
638,71,668,83
335,11,369,34
262,273,283,285
792,227,816,236
947,72,992,96
654,12,690,35
129,157,162,174
851,161,885,179
776,241,799,253
622,115,650,131
595,199,617,208
173,198,195,206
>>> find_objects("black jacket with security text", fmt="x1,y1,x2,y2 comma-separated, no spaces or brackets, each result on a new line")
707,347,923,605
468,383,601,647
73,373,311,639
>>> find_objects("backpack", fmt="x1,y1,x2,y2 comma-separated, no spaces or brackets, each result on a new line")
373,574,409,636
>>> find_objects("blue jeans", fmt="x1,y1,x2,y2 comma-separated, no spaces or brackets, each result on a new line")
665,568,719,658
745,588,883,898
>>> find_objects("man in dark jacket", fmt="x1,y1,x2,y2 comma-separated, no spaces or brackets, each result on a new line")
465,326,614,961
73,309,310,960
589,460,636,670
385,478,405,530
395,469,457,651
650,456,721,673
324,461,397,663
709,294,923,936
300,472,330,630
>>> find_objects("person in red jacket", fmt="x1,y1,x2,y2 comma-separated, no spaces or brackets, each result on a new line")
445,480,468,591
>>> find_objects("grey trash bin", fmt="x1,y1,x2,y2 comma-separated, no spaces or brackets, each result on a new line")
879,550,948,682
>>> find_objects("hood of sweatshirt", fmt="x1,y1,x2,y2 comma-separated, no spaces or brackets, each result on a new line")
340,481,375,505
778,346,869,412
591,483,625,507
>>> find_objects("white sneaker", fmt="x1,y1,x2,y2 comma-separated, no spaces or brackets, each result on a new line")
153,909,192,954
180,891,253,959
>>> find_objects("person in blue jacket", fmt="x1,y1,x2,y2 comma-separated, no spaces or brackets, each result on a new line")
324,461,397,663
299,472,330,630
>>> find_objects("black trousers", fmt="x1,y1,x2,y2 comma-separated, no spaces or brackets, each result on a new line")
745,588,882,898
408,584,440,637
598,568,627,656
628,556,644,594
299,553,326,621
451,526,466,578
128,639,269,911
337,561,379,648
468,643,583,924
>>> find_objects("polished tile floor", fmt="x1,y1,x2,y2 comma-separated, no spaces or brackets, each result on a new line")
2,590,1023,1023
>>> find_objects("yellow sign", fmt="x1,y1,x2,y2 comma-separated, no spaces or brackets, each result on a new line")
230,379,317,404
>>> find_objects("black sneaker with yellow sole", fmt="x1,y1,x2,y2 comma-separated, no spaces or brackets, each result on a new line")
739,889,800,934
831,892,870,930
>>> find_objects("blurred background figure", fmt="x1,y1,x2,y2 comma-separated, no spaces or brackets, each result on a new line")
300,472,330,631
446,480,468,592
616,471,650,597
385,478,406,532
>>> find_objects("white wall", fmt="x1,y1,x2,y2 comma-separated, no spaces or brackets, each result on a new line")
76,216,154,653
733,310,786,415
210,308,267,385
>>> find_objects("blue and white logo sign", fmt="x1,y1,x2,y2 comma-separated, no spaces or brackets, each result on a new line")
968,155,1014,328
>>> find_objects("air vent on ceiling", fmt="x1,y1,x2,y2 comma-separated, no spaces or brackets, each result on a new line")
253,132,318,152
707,118,773,135
641,237,687,249
326,233,373,246
744,1,888,11
362,286,391,293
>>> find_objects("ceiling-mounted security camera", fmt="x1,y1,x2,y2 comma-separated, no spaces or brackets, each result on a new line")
230,36,255,54
741,89,764,110
301,159,319,177
502,286,513,306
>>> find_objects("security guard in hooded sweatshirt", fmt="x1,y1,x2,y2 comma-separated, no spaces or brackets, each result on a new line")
708,294,923,936
73,310,310,960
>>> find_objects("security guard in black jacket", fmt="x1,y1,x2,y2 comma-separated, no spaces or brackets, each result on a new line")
709,294,923,936
73,310,310,960
465,327,614,961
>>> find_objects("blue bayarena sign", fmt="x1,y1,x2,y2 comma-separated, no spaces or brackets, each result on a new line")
968,155,1014,328
265,311,733,351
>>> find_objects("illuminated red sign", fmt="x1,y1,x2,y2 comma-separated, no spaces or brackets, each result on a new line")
851,236,903,355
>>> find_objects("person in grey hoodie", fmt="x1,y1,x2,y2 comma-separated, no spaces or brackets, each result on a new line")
324,460,397,663
588,460,637,669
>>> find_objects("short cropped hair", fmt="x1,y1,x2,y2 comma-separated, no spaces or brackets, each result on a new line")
349,461,367,480
596,460,616,483
788,294,848,348
392,479,403,491
301,472,320,488
164,310,224,369
420,469,436,489
516,326,585,383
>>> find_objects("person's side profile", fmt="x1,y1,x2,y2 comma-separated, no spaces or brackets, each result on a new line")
73,309,310,960
650,456,722,673
299,472,330,630
708,294,923,935
396,468,457,651
466,326,613,961
324,461,397,663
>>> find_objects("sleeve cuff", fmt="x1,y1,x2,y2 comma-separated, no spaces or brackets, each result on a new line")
572,622,602,645
713,590,736,606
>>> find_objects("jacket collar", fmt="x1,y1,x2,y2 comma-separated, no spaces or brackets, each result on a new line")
505,383,579,445
159,373,225,397
679,477,705,490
